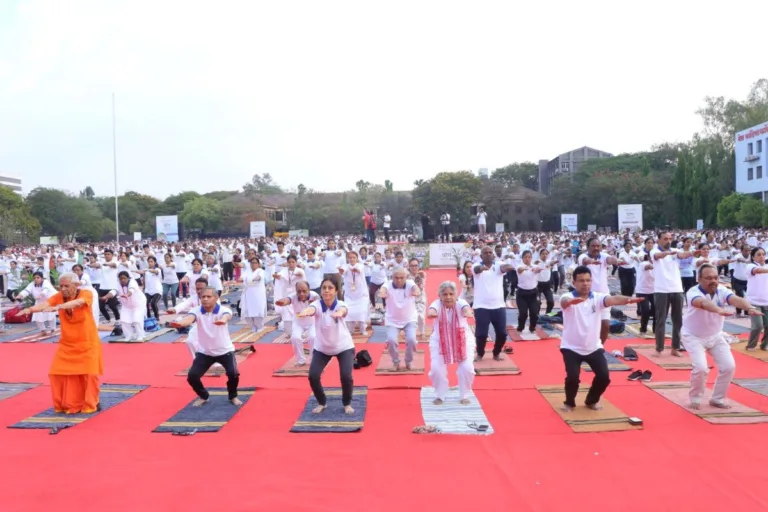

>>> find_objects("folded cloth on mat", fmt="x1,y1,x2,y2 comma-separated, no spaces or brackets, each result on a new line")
581,351,632,372
644,381,768,424
537,385,642,433
9,384,149,430
290,387,367,433
153,387,256,433
0,382,39,401
420,387,494,435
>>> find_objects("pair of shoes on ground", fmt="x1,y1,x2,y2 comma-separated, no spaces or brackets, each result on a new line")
627,369,652,382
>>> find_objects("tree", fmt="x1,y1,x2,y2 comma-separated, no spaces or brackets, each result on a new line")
297,184,307,196
0,186,41,243
384,180,394,192
26,187,104,241
79,186,95,200
491,162,539,190
716,192,746,228
180,197,222,233
736,197,767,228
697,79,768,150
412,171,482,230
243,173,283,196
202,190,237,201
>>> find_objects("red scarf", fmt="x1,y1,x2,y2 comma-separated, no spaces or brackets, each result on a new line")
438,302,466,364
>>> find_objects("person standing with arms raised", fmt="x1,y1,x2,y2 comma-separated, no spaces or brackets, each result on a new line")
473,246,516,361
578,237,626,346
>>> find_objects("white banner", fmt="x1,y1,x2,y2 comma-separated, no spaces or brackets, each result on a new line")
133,232,141,242
587,224,597,232
696,219,704,230
289,229,309,237
561,214,578,232
429,243,472,268
495,223,505,233
155,215,179,242
250,221,266,238
618,204,643,230
39,236,58,245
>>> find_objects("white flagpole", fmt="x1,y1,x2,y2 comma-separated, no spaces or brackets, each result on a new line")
112,92,119,247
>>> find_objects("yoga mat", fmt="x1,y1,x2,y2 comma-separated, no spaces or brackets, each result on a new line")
419,387,494,435
147,329,187,344
723,321,751,335
153,387,256,433
644,381,768,424
725,316,752,329
0,324,37,338
628,344,692,370
230,326,275,344
0,382,39,401
352,331,371,344
9,384,148,430
731,342,768,362
581,351,633,372
290,386,368,433
272,357,311,377
624,324,655,340
474,355,520,376
0,328,61,344
172,334,189,344
734,378,768,398
375,350,425,375
175,346,256,377
507,326,560,341
267,332,292,345
537,385,642,433
367,326,388,343
108,327,174,343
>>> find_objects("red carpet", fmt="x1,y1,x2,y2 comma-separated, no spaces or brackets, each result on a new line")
1,268,768,511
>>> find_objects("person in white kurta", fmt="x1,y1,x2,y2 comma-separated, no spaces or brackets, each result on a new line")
339,252,369,334
427,282,476,404
117,271,147,341
16,272,58,333
276,283,320,366
239,258,267,332
72,264,101,325
683,264,760,409
297,277,356,415
379,268,421,370
273,255,305,333
204,254,223,295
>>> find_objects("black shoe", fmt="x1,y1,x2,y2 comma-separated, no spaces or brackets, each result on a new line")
627,370,643,381
640,370,652,382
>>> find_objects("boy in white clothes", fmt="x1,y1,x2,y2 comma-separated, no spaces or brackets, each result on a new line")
170,287,242,407
683,264,760,409
275,281,320,366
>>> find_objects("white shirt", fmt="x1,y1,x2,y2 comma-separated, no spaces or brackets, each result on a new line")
649,247,683,293
516,266,539,290
560,291,609,355
746,263,768,306
473,263,505,309
143,268,163,295
577,252,610,293
369,262,387,286
303,258,324,289
683,285,734,338
635,261,655,295
384,280,418,328
322,250,345,274
383,215,391,229
477,212,487,226
311,300,355,356
190,305,235,356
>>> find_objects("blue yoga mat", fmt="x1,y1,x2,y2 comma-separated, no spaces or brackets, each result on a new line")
734,378,768,398
723,322,751,335
290,386,368,433
9,383,148,430
367,325,389,343
0,382,39,401
153,387,256,433
255,329,284,344
582,351,632,372
420,387,494,435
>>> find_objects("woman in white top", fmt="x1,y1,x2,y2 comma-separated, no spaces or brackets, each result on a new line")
618,240,637,297
534,248,555,314
408,258,428,339
274,255,306,333
427,281,476,405
476,207,487,238
634,241,656,335
745,247,768,351
515,250,542,333
182,258,209,290
72,264,101,325
339,251,369,335
239,257,267,333
321,240,345,298
16,271,58,334
135,256,163,319
458,261,474,306
367,252,388,309
297,278,356,415
275,282,320,366
303,248,324,295
160,253,179,310
204,254,223,296
117,271,147,341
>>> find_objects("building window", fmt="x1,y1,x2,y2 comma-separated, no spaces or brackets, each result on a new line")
515,219,522,231
748,143,754,155
527,219,536,231
759,140,763,153
515,205,522,214
758,166,764,179
275,210,284,222
527,206,535,214
560,162,570,171
748,168,754,180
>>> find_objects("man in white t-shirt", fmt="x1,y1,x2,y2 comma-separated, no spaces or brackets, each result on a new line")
650,232,698,356
379,268,422,370
171,287,242,407
476,207,487,238
473,246,516,360
578,237,625,346
440,212,451,242
683,264,759,409
559,265,643,411
383,211,392,243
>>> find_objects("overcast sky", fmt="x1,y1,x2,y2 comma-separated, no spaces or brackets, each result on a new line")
1,0,766,199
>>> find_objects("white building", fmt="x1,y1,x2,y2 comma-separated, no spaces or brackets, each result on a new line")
478,168,489,179
0,175,22,195
735,121,768,201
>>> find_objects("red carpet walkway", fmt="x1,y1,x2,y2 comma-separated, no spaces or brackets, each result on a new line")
1,269,768,511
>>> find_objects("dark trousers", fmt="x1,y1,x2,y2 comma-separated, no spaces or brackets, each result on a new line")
187,351,240,400
474,307,506,358
176,272,189,297
618,267,636,297
636,293,655,333
145,293,160,318
97,288,120,321
222,262,234,282
516,288,539,331
654,292,683,351
681,276,696,297
732,278,747,314
383,228,390,242
561,348,610,407
537,282,554,313
308,348,355,406
442,225,450,241
368,281,383,308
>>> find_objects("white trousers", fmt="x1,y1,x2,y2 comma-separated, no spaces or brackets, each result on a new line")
684,332,735,404
346,321,365,334
387,323,417,365
35,320,55,332
291,323,316,364
429,341,475,401
245,317,264,332
121,320,145,340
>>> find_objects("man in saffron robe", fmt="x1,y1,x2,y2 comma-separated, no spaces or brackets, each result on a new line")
17,272,103,413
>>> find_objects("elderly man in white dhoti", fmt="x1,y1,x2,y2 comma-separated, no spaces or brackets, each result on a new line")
427,281,476,405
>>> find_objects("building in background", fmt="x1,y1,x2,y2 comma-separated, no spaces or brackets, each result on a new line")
0,174,22,195
478,168,489,179
735,121,768,202
538,146,613,195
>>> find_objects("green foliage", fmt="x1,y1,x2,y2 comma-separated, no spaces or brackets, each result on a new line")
412,171,482,230
735,197,767,228
716,192,746,228
0,186,41,243
26,187,107,241
180,197,222,233
202,190,238,201
243,173,283,196
491,162,539,190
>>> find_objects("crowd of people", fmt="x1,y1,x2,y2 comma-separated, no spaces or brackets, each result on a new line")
1,224,767,415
